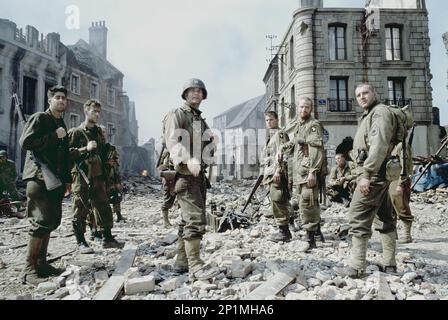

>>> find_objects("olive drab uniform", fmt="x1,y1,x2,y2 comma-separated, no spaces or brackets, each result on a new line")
104,144,124,222
0,155,20,204
327,161,356,204
69,123,122,250
284,117,325,237
158,148,175,227
164,102,219,280
388,142,414,243
347,103,399,275
260,128,292,242
19,109,72,285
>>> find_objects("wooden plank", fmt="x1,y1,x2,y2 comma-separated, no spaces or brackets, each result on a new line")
377,273,395,301
244,268,296,300
93,244,137,300
47,249,76,263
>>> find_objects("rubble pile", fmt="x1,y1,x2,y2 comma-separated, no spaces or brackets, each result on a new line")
0,179,447,300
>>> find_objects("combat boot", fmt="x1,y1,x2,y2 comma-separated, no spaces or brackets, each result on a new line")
381,232,397,273
73,222,94,254
162,210,172,228
116,211,126,223
21,236,48,286
184,238,220,282
102,228,125,249
398,221,413,244
269,225,292,243
37,234,65,277
315,223,325,243
90,229,103,242
173,238,189,274
335,236,368,279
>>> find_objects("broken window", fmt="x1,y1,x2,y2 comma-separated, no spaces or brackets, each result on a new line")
329,77,350,112
22,76,37,115
90,81,99,99
289,36,295,70
71,74,80,95
387,78,407,106
70,113,80,129
329,24,347,60
107,122,116,144
385,25,402,61
107,88,115,107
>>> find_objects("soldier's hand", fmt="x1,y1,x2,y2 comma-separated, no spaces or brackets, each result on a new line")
64,184,72,197
358,178,371,196
396,185,404,196
87,141,97,152
187,158,201,177
56,127,67,139
307,172,317,188
273,171,281,185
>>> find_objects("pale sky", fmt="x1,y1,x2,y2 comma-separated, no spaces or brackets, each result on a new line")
1,0,447,145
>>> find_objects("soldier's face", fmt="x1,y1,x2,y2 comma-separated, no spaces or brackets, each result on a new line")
85,106,101,124
49,93,67,112
265,115,278,129
298,101,312,120
0,156,6,164
185,88,204,107
335,155,346,167
356,86,376,110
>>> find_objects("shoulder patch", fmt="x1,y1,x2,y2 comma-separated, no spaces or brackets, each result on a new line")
370,125,379,137
311,126,317,133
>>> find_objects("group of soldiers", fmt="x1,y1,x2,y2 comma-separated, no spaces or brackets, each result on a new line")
18,85,125,285
158,79,416,282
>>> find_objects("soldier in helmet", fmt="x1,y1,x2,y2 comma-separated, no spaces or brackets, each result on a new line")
0,150,22,211
163,78,220,281
157,146,175,228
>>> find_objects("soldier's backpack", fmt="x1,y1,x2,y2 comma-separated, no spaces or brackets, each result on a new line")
387,105,414,147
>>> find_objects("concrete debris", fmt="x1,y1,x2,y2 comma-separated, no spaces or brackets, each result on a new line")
124,275,155,295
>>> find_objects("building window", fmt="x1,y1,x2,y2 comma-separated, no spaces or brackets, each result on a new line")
329,77,350,112
289,36,295,70
107,88,115,107
289,86,296,119
385,25,402,61
329,24,347,60
69,113,80,129
280,97,285,127
70,74,80,95
90,81,99,99
387,78,408,106
280,56,284,84
107,123,116,144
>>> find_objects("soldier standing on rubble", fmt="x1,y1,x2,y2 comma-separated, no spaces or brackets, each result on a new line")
280,97,325,252
163,78,220,281
260,111,292,242
335,84,400,278
19,85,72,285
157,146,175,228
68,99,124,254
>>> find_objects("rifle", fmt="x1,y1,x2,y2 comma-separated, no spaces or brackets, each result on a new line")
401,125,415,179
13,94,63,191
241,174,264,215
412,136,448,191
156,144,166,169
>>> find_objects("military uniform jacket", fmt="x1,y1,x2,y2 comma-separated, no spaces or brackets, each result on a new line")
163,103,215,176
283,117,324,185
350,103,396,180
260,129,289,185
19,109,72,184
104,144,121,186
68,123,107,179
328,162,355,187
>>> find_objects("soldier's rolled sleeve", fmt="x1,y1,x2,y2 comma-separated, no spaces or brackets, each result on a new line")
19,114,60,152
165,111,191,165
362,109,394,180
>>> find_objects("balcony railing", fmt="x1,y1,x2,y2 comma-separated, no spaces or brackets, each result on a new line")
384,99,412,107
328,99,354,112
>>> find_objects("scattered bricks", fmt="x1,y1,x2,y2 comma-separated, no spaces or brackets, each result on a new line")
124,275,155,295
124,267,140,279
239,282,263,295
401,272,418,284
62,291,82,300
36,282,58,295
230,260,253,279
307,278,322,288
317,286,338,300
94,271,109,285
160,277,184,292
315,271,332,282
174,287,191,300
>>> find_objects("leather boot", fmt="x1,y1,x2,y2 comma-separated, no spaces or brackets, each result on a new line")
73,222,94,254
315,223,325,243
21,236,47,286
37,234,65,277
102,228,125,249
116,211,126,223
381,232,397,272
398,221,413,244
184,238,220,282
269,225,292,243
173,238,189,274
162,210,172,228
337,236,368,279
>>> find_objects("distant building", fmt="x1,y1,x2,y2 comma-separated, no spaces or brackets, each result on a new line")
263,0,436,167
213,95,266,180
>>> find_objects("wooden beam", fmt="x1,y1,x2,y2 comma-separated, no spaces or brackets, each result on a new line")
93,244,138,300
244,268,296,300
377,272,395,301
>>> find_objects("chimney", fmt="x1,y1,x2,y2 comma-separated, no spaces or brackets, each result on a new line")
89,20,108,59
297,0,323,9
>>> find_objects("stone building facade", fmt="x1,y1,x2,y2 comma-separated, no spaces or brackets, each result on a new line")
444,32,448,100
264,0,436,168
0,19,137,174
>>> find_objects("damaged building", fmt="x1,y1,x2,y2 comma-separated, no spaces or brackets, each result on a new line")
263,0,438,168
0,19,139,174
213,95,266,180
